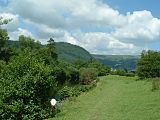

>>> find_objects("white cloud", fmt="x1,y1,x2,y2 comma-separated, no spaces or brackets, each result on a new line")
113,10,160,45
71,32,136,54
1,0,160,55
6,0,126,29
9,28,34,40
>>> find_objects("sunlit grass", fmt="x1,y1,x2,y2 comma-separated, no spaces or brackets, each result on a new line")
49,75,160,120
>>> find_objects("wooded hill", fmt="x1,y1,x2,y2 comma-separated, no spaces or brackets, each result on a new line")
93,54,139,70
9,40,93,62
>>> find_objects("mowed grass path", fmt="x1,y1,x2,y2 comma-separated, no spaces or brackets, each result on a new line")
49,75,160,120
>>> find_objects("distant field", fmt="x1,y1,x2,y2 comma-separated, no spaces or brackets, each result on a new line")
49,75,160,120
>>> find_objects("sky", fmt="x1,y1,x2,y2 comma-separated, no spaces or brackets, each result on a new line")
0,0,160,55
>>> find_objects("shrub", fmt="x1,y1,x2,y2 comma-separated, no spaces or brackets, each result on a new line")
52,66,66,85
57,86,72,100
125,72,135,77
0,52,58,120
67,67,80,84
115,69,126,76
137,50,160,79
152,78,160,91
79,68,98,85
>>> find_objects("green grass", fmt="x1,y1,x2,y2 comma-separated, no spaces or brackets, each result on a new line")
49,75,160,120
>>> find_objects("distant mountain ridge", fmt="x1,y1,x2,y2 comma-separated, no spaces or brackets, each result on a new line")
93,54,139,70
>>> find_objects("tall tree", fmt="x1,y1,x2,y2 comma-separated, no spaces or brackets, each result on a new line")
0,28,13,62
19,35,35,50
0,17,14,62
0,29,9,50
47,38,57,60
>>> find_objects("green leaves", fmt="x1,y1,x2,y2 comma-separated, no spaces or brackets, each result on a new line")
0,52,58,119
137,50,160,79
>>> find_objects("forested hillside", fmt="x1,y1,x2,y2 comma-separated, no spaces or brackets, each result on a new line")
56,42,93,62
9,41,93,62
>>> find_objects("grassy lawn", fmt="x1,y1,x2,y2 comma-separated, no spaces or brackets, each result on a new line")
49,75,160,120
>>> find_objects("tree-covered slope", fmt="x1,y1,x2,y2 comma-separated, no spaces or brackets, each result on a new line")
9,41,93,62
55,42,93,62
93,54,139,70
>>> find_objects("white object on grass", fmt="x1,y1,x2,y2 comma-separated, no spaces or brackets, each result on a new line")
50,98,57,106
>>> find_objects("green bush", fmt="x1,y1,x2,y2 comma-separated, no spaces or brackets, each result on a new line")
57,86,72,100
137,50,160,79
56,81,97,100
77,81,97,93
125,72,135,77
0,52,58,120
152,78,160,91
115,69,126,76
52,66,66,85
80,68,98,85
67,67,80,84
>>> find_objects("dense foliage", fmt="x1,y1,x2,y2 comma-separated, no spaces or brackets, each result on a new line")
137,50,160,79
56,42,93,62
0,26,110,119
8,40,93,63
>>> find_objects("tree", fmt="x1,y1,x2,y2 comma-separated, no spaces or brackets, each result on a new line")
0,29,9,50
19,35,37,50
137,50,160,79
0,28,14,63
47,38,57,60
87,59,111,76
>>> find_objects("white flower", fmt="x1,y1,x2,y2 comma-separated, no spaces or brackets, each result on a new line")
50,98,57,106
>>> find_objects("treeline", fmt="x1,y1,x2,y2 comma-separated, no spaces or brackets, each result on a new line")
110,69,135,77
0,27,110,119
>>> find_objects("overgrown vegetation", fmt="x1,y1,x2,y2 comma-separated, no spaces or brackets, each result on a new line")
0,22,110,119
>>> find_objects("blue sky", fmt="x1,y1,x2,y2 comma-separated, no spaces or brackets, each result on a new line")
0,0,160,54
104,0,160,18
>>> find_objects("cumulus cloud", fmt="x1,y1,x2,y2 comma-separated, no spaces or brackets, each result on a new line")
9,28,34,40
5,0,126,29
71,32,136,54
113,10,160,45
1,0,160,54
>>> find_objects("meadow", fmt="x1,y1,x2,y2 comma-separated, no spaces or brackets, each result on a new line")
50,75,160,120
